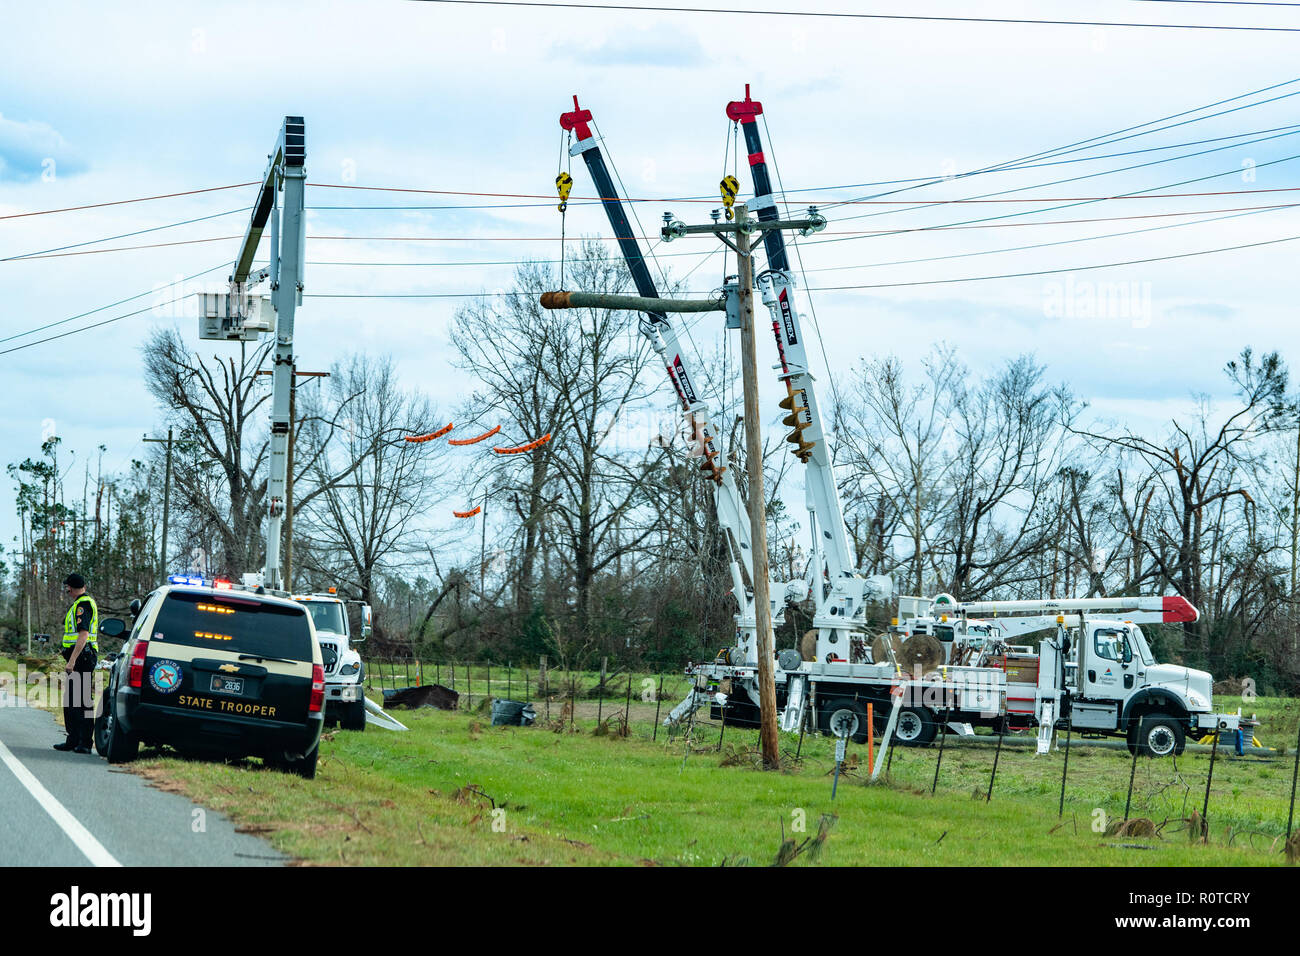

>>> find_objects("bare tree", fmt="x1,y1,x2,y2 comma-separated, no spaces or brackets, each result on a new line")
295,354,447,603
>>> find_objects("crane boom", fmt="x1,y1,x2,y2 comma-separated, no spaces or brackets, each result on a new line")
559,96,774,656
725,87,890,660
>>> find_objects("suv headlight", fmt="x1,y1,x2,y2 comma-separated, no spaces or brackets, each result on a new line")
339,662,359,676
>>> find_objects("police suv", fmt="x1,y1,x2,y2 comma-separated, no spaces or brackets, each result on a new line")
94,581,326,778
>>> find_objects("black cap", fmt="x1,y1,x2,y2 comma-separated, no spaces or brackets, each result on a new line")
63,573,86,589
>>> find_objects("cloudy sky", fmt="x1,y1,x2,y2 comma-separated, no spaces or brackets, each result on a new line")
2,0,1298,565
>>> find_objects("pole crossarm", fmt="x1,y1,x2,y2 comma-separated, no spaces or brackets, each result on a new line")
540,290,724,313
661,213,826,242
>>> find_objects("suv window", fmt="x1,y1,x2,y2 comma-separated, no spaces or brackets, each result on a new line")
152,591,313,661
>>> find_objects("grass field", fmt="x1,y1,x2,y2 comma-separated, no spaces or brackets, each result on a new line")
6,651,1297,866
126,690,1300,866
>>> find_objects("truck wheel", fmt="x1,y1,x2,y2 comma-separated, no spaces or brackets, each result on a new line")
269,745,319,779
1138,714,1184,758
823,698,870,744
341,697,366,732
99,692,139,764
290,745,319,780
893,706,937,746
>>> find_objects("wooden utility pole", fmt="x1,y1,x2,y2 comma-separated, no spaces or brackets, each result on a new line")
734,203,780,768
539,203,822,772
142,428,174,582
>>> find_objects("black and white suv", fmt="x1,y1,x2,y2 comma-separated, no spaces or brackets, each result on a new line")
94,584,326,778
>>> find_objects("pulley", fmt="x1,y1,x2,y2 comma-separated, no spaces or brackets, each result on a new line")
555,171,574,212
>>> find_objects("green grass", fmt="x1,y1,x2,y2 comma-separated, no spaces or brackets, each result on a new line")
9,649,1295,866
122,691,1298,866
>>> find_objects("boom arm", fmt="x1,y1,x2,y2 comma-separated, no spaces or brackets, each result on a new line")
559,97,762,639
725,87,856,584
725,88,891,660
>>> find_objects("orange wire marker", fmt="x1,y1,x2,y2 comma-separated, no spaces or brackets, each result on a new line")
493,433,552,455
447,424,501,446
453,506,482,518
404,423,454,443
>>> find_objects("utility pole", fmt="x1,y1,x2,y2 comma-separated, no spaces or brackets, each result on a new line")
541,201,825,771
143,428,174,582
732,203,781,768
256,367,328,591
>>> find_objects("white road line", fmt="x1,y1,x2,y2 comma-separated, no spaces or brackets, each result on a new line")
0,735,121,867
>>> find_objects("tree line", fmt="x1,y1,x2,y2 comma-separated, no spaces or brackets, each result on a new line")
3,245,1296,693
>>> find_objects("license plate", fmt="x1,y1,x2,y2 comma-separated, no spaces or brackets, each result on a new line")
210,675,244,695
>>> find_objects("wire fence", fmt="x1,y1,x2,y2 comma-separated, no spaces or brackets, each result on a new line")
358,653,1300,856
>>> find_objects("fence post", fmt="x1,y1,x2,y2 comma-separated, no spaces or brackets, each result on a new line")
1124,744,1139,822
930,708,950,795
652,674,663,741
597,656,606,724
1288,717,1300,840
486,664,491,703
450,661,456,707
508,661,513,701
623,670,632,731
466,662,473,710
1058,719,1073,818
866,703,875,776
986,727,1004,802
1201,728,1221,843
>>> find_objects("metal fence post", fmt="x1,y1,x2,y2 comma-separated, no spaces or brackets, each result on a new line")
652,674,663,741
1201,728,1220,842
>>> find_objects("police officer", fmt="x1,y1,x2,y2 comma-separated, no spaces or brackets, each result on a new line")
54,572,98,754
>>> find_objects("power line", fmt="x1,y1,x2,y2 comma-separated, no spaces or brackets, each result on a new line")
820,78,1300,211
0,208,250,262
0,262,233,345
831,126,1300,226
0,183,257,222
0,292,193,357
414,0,1300,32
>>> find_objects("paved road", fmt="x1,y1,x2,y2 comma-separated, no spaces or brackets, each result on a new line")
0,695,284,867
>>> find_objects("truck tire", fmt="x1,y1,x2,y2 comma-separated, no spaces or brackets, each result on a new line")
893,706,937,747
822,698,871,744
268,744,319,779
290,745,319,780
97,689,139,764
1138,714,1185,758
341,696,366,732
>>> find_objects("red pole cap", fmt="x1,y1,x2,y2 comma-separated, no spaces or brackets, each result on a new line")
725,83,763,124
560,94,594,140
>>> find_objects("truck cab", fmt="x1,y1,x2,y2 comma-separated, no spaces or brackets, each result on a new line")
292,591,371,731
1063,618,1221,756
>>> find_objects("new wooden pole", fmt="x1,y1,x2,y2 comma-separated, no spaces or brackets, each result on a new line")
735,204,781,770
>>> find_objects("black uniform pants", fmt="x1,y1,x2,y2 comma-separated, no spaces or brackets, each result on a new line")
61,646,98,747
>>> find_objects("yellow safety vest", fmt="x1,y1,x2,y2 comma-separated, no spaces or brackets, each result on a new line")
62,595,99,650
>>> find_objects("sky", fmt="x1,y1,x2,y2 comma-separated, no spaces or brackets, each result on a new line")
2,0,1299,568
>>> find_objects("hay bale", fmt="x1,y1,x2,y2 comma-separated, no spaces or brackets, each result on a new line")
1105,818,1157,838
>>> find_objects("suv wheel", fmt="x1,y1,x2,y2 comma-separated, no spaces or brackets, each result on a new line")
97,687,139,764
1138,713,1185,758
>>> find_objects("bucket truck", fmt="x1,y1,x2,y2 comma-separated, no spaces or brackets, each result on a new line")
898,593,1244,756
